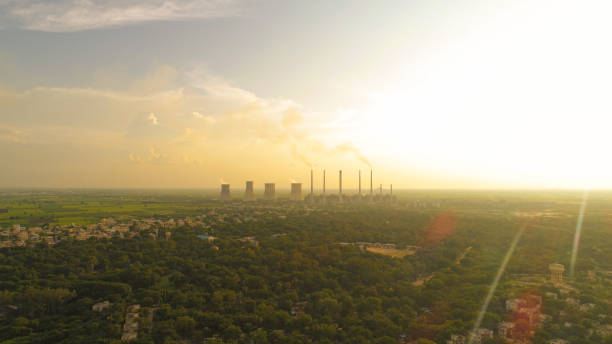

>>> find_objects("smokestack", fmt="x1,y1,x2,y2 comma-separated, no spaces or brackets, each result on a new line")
390,184,393,195
380,184,383,194
264,183,276,200
244,181,255,201
290,183,303,201
323,170,326,194
370,170,373,196
220,184,231,201
339,170,343,202
310,169,314,197
359,170,362,196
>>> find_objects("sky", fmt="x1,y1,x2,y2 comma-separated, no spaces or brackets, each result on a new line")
1,0,612,189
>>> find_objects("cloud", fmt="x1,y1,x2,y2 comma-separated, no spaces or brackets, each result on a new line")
0,65,375,187
0,0,245,32
282,108,303,128
0,125,24,143
192,111,216,123
147,112,159,125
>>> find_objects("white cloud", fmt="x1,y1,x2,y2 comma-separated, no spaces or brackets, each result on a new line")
1,0,245,32
193,111,216,123
147,112,159,125
0,65,377,187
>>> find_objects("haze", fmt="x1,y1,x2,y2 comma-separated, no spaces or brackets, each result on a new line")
1,0,611,189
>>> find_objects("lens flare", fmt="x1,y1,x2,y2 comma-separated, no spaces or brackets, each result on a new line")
468,223,528,344
569,189,589,279
424,211,459,246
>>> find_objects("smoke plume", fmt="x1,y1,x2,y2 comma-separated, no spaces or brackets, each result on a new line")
334,142,372,167
291,144,313,168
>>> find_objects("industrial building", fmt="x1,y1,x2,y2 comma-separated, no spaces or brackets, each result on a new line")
549,263,565,283
264,183,276,200
290,183,303,201
220,184,231,201
244,181,255,201
216,169,395,204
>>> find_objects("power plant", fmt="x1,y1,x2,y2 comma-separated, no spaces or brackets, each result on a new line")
264,183,276,200
216,169,395,204
220,184,231,201
244,181,255,201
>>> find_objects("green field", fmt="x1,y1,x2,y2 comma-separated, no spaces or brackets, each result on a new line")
1,188,609,227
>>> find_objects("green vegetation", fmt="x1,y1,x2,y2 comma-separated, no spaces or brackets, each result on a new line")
0,189,221,227
2,190,612,343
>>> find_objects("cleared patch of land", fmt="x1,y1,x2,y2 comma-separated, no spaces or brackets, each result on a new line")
366,246,417,258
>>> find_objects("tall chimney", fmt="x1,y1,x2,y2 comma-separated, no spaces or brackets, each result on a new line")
359,170,362,196
310,169,314,198
339,170,343,202
370,170,373,196
390,184,393,195
323,170,326,194
380,184,383,194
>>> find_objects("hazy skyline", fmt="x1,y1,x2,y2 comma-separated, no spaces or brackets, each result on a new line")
1,0,612,189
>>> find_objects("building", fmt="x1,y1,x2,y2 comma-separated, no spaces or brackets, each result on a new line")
197,235,215,242
121,304,140,341
244,181,255,201
290,183,303,201
446,335,466,344
264,183,276,200
470,328,493,344
92,301,111,312
220,184,231,201
498,321,515,339
549,263,565,283
506,298,522,312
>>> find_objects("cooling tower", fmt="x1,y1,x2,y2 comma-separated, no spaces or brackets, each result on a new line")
290,183,303,201
264,183,276,200
220,184,231,201
244,181,255,201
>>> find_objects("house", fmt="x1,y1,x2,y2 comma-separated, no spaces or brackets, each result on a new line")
506,298,522,312
470,328,493,344
197,235,215,242
92,301,111,312
498,321,515,339
446,334,466,344
238,236,259,247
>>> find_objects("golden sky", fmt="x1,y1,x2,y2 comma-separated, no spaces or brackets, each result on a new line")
1,0,612,189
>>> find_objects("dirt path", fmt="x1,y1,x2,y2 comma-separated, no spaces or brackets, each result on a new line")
412,246,472,286
455,246,472,264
